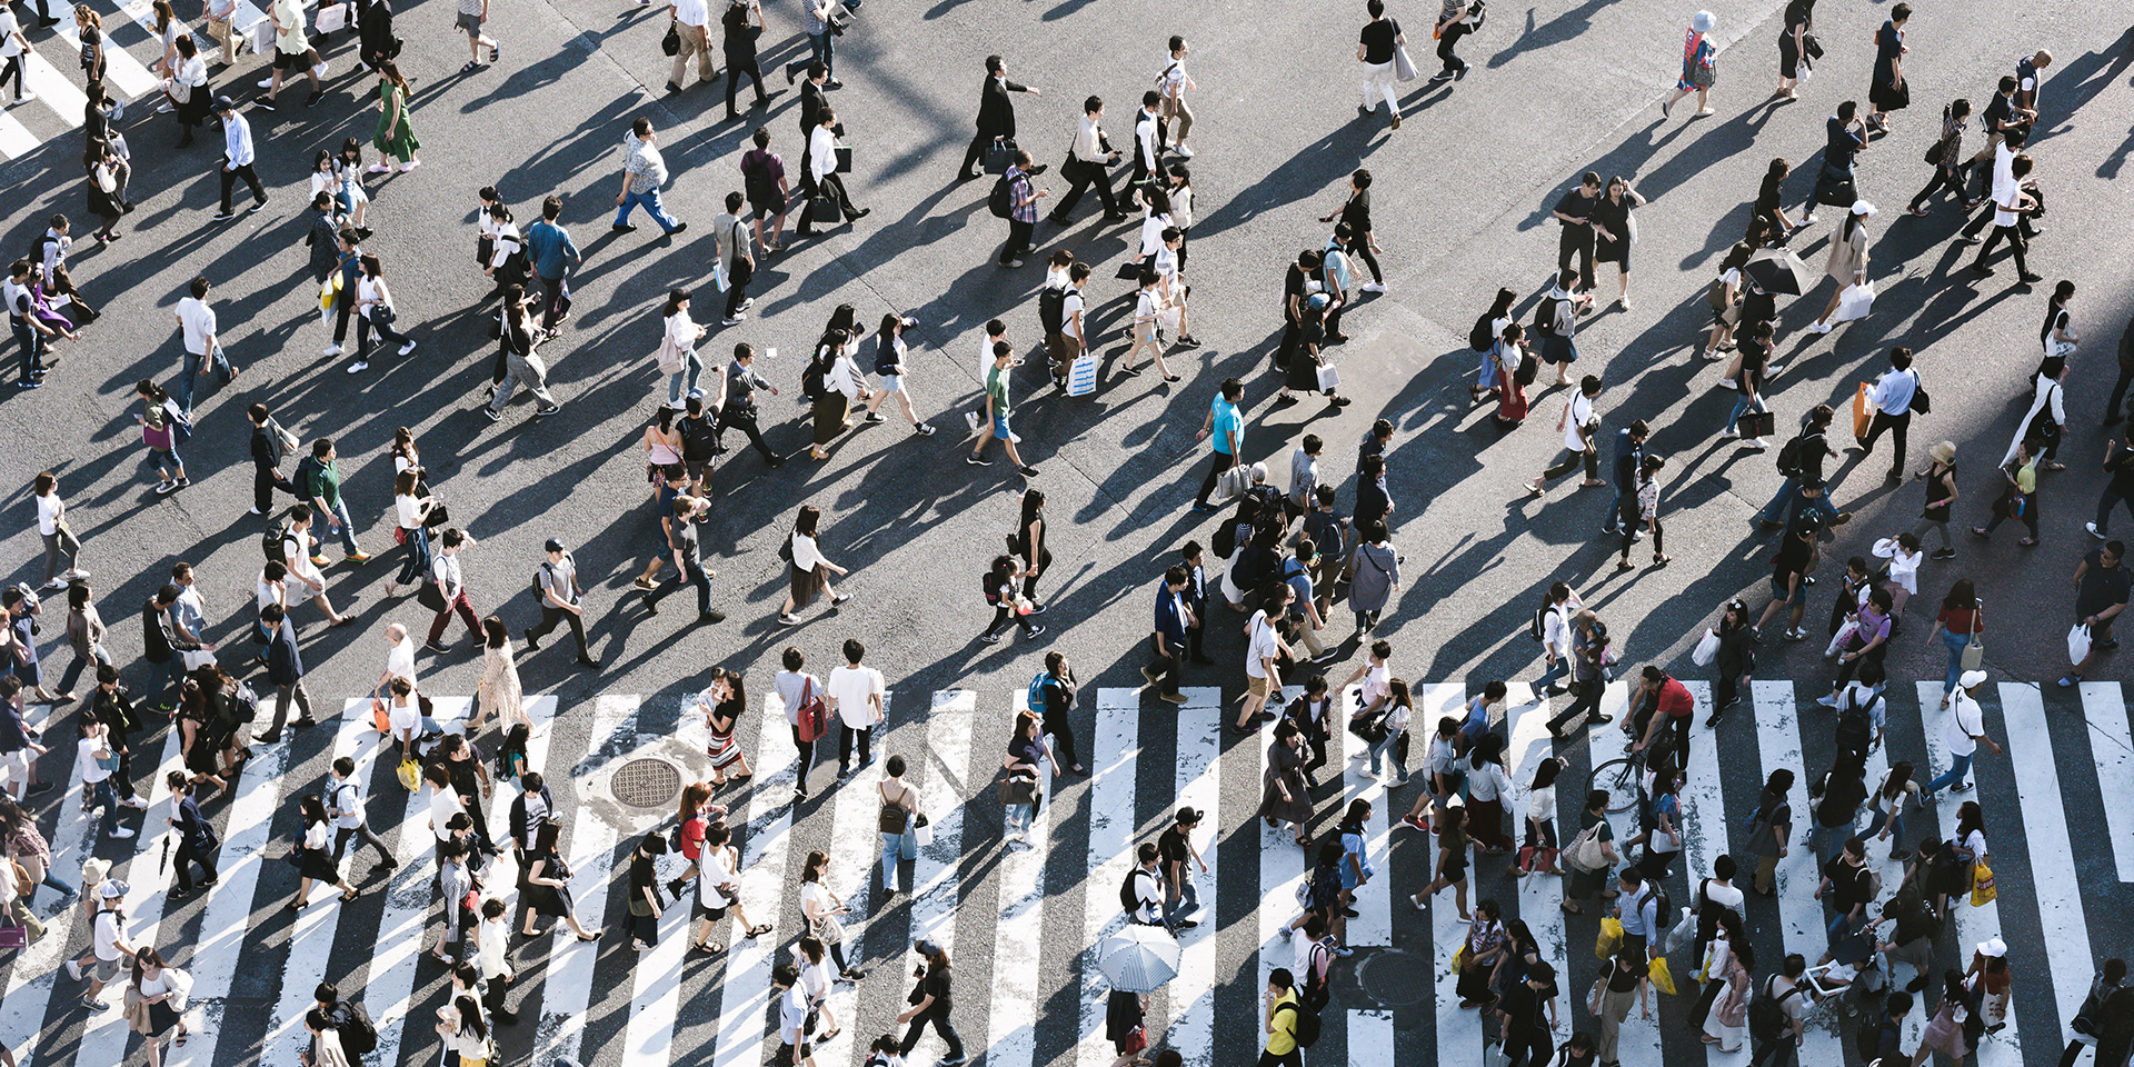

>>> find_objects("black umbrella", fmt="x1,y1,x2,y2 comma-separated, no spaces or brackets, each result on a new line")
1744,248,1815,296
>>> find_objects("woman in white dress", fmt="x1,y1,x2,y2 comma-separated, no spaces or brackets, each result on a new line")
471,616,524,733
1699,910,1750,1051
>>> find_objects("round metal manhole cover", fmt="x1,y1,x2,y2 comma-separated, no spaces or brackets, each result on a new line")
1356,950,1429,1006
610,757,683,810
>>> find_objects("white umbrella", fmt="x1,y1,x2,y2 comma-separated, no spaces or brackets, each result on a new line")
1095,924,1181,994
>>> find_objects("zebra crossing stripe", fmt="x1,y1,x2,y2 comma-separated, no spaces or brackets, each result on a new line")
707,684,802,1067
366,696,474,1067
1338,684,1393,948
1256,686,1305,1032
1504,684,1572,1051
987,686,1054,1067
815,687,892,1067
901,688,976,1064
1749,680,1844,1064
1674,681,1745,1066
622,696,701,1063
2077,682,2134,883
480,697,558,913
2000,684,2081,1037
1076,690,1140,1067
34,30,153,103
1587,681,1661,1064
1348,1008,1393,1067
535,694,643,1065
0,115,41,162
1166,694,1220,1064
1425,682,1484,1067
257,711,377,1067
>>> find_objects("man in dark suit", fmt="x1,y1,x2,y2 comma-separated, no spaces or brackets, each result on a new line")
957,54,1043,182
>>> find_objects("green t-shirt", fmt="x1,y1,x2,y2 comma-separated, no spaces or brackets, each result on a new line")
307,459,342,508
986,363,1011,420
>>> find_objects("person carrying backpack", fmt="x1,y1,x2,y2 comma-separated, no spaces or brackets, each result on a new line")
1746,954,1806,1067
1261,967,1315,1065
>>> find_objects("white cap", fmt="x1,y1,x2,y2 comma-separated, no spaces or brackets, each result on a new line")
1851,200,1878,217
1959,669,1989,690
1691,10,1715,33
1977,937,2008,958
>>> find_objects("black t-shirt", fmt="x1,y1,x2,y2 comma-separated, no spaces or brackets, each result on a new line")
2078,552,2131,618
1774,534,1814,582
1827,116,1864,171
629,851,658,897
1981,92,2013,130
1554,189,1596,226
1737,336,1770,390
1340,190,1373,234
1359,18,1400,64
1755,171,1785,213
1283,264,1310,317
923,968,953,1012
1741,287,1777,327
1821,855,1873,907
2107,442,2134,492
1157,825,1190,877
446,752,482,799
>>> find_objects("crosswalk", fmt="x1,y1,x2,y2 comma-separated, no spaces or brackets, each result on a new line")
0,0,277,162
0,678,2128,1066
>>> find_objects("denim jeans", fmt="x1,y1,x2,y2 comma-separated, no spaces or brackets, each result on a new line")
1163,872,1200,928
1536,658,1569,691
12,318,47,381
1726,393,1767,435
56,643,112,696
178,344,234,411
321,499,361,554
1760,479,1837,528
1807,821,1848,865
615,187,682,232
395,524,431,586
1005,803,1033,836
144,655,184,709
879,831,902,892
1367,733,1408,780
667,348,703,406
1939,629,1969,695
91,778,119,835
1924,751,1973,795
1865,801,1904,853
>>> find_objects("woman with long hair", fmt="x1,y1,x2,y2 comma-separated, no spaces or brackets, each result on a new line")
471,616,524,733
371,61,420,172
863,312,936,435
1590,175,1647,309
1924,578,1981,707
520,817,601,940
799,850,865,980
350,254,416,370
642,401,685,492
487,283,559,419
1520,756,1563,875
1865,760,1918,861
1808,200,1874,332
82,138,124,243
658,288,705,406
809,326,872,460
1463,734,1515,854
1001,710,1052,845
894,940,966,1063
1911,440,1960,558
980,554,1042,643
1469,285,1517,403
167,35,210,146
778,504,851,624
129,946,192,1067
133,380,187,494
433,994,492,1066
1710,597,1756,726
1012,489,1051,611
386,469,434,597
697,668,754,785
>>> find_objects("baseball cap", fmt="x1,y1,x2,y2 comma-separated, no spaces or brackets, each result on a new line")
544,538,566,553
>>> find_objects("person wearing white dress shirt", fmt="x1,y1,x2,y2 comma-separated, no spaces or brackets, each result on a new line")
796,106,866,237
210,96,267,220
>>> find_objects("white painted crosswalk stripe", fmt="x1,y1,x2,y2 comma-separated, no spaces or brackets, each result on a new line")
2078,682,2134,883
1915,680,2021,1067
11,682,2134,1067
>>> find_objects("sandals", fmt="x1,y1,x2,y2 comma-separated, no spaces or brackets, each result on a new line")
820,1028,843,1042
691,940,723,954
745,924,773,939
576,930,602,942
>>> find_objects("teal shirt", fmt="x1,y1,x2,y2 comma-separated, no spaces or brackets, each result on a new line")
1210,397,1241,455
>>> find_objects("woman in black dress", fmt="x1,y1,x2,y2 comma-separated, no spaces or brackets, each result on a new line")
83,139,123,243
1589,175,1647,310
519,817,601,940
290,794,359,908
1773,0,1813,100
1012,489,1051,612
1866,5,1911,131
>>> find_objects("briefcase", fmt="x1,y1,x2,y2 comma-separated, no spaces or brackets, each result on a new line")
1739,410,1776,438
984,138,1017,175
807,196,842,224
834,142,852,174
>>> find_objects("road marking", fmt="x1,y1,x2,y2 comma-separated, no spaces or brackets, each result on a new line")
1749,681,1844,1065
536,694,642,1065
2078,682,2134,883
1675,680,1748,1066
1504,683,1572,1056
986,686,1054,1067
1165,693,1220,1064
37,30,154,102
1076,689,1141,1067
1914,681,2019,1067
2000,684,2074,1043
896,688,976,1065
1587,681,1660,1064
1337,683,1393,947
365,697,474,1067
814,687,890,1067
705,685,800,1067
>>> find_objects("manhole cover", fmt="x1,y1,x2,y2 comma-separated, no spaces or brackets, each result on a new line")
610,757,683,810
1356,950,1429,1006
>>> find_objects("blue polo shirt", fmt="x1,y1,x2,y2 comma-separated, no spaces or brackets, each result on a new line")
1209,397,1241,456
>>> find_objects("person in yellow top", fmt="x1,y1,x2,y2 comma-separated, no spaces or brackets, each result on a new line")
1262,968,1303,1065
1971,439,2041,546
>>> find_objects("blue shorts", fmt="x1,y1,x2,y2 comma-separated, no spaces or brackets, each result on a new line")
878,373,902,393
992,414,1011,439
1770,575,1803,605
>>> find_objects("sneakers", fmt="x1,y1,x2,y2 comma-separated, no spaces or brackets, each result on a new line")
1173,143,1194,158
1360,282,1387,294
210,211,237,222
964,411,981,433
155,480,180,495
722,316,744,326
323,343,343,357
481,407,502,422
2090,522,2110,540
1018,465,1040,477
108,826,135,839
1930,548,1957,560
398,340,417,355
345,552,371,563
915,423,937,436
966,453,990,466
346,360,369,373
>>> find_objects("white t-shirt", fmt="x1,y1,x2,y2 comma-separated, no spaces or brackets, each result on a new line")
94,909,124,961
0,13,22,58
303,820,331,851
395,492,425,530
428,784,462,842
1701,878,1746,921
77,736,114,785
1244,611,1279,679
389,695,421,736
699,846,738,907
1062,290,1085,333
176,298,216,356
826,664,885,730
330,777,364,829
799,880,833,921
1563,393,1595,451
1357,664,1391,710
778,983,810,1045
431,553,464,595
1946,693,1984,758
385,640,418,691
1137,212,1173,259
977,336,1006,382
1525,783,1555,824
35,492,60,536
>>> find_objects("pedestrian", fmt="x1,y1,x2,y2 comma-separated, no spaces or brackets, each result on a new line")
1140,565,1192,706
525,196,579,333
781,0,838,88
486,285,561,420
26,471,85,591
797,106,867,237
207,96,267,220
168,276,240,415
807,327,868,461
256,0,324,110
1970,152,2041,283
1318,168,1386,293
996,150,1045,268
1051,95,1125,225
286,793,360,910
1864,4,1911,132
55,586,113,701
1922,578,1982,707
473,898,517,1024
254,603,318,743
1355,0,1405,131
1907,99,1972,216
525,538,596,666
1807,200,1874,333
347,256,417,373
386,470,436,598
519,817,602,940
2061,540,2129,687
665,0,713,95
966,342,1039,475
1757,404,1842,530
739,127,789,252
4,258,59,389
895,940,965,1065
1551,173,1604,297
1912,969,1976,1065
1129,90,1165,188
657,289,707,406
453,0,497,73
1524,375,1606,496
1258,722,1313,849
862,314,936,435
1000,708,1052,844
959,54,1041,182
712,193,755,324
1773,0,1813,100
1706,597,1756,725
131,381,191,496
1923,671,1999,801
720,343,784,468
778,505,852,625
2061,959,2125,1067
614,118,686,236
1589,175,1647,309
326,754,395,871
370,61,421,173
1662,11,1717,118
2093,431,2134,540
355,0,393,70
164,772,217,894
717,0,768,119
295,438,369,561
1971,438,2041,546
421,528,482,652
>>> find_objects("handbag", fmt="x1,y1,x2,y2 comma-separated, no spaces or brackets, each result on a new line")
1121,1026,1147,1055
983,139,1017,176
911,812,933,848
371,698,392,733
1961,602,1985,671
0,925,26,951
2069,624,2093,667
1970,862,1996,907
806,196,843,224
997,775,1038,806
795,679,830,743
1691,628,1720,667
834,142,853,174
1392,43,1419,82
1566,821,1607,872
811,914,846,945
1316,363,1341,392
1852,382,1874,439
1595,917,1623,959
314,2,347,33
418,579,448,612
1113,261,1141,281
661,19,681,56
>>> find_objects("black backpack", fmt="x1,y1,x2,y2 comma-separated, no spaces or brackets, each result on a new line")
1211,518,1241,561
1775,433,1808,477
1038,284,1068,335
801,356,828,400
1468,310,1496,352
1282,1000,1323,1049
337,1001,380,1056
1747,975,1799,1042
292,454,322,501
263,525,298,565
1118,867,1148,917
988,174,1015,219
1835,689,1876,759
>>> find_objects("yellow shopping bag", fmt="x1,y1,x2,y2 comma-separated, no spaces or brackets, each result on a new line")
320,272,343,311
1595,917,1623,960
1971,863,1997,907
396,757,421,791
1449,944,1470,977
1648,956,1678,996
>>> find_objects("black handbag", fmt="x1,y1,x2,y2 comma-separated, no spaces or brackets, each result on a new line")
834,143,852,174
1803,33,1823,60
661,20,681,56
1740,410,1777,438
807,196,842,224
983,139,1017,176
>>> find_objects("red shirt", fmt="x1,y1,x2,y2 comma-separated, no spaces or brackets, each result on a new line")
680,813,706,860
1656,677,1694,719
